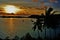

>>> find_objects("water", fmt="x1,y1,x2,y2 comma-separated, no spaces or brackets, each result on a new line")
0,18,34,38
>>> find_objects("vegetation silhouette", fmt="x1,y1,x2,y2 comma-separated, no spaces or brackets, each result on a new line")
21,33,43,40
45,7,59,40
30,7,60,40
32,18,43,31
0,32,60,40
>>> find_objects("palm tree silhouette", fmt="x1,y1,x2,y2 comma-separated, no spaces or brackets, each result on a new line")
31,14,45,40
32,7,53,39
45,7,59,40
31,7,59,40
32,18,43,31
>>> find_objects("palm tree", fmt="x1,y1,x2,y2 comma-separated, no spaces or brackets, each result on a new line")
45,7,59,40
31,7,59,40
31,14,47,40
31,18,43,39
31,18,43,31
31,7,53,39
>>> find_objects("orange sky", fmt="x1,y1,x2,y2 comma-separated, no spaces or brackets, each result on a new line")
0,5,46,15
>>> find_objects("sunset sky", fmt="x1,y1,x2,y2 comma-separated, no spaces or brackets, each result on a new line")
0,0,59,7
0,0,60,15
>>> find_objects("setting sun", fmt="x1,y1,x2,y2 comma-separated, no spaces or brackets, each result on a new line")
3,5,20,14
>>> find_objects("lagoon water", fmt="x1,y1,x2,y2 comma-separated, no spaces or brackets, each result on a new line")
0,18,34,38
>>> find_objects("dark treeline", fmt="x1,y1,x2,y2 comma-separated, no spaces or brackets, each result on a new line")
31,7,60,40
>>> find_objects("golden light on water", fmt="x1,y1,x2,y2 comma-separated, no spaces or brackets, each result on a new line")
8,18,16,37
9,18,14,36
3,5,20,14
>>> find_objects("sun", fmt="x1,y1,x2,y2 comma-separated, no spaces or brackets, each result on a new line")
3,5,20,14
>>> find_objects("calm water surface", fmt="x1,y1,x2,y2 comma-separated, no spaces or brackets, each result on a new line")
0,18,34,38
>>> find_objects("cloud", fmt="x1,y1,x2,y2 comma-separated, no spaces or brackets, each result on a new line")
49,0,58,3
0,0,60,9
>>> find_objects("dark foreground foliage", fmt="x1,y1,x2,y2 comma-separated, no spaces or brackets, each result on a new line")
0,33,60,40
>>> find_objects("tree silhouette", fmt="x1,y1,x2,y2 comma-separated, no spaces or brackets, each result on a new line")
32,18,43,31
30,7,59,40
31,14,45,40
46,7,53,16
31,7,59,40
45,7,59,40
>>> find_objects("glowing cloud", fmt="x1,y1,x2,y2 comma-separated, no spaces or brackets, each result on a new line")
3,5,20,14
